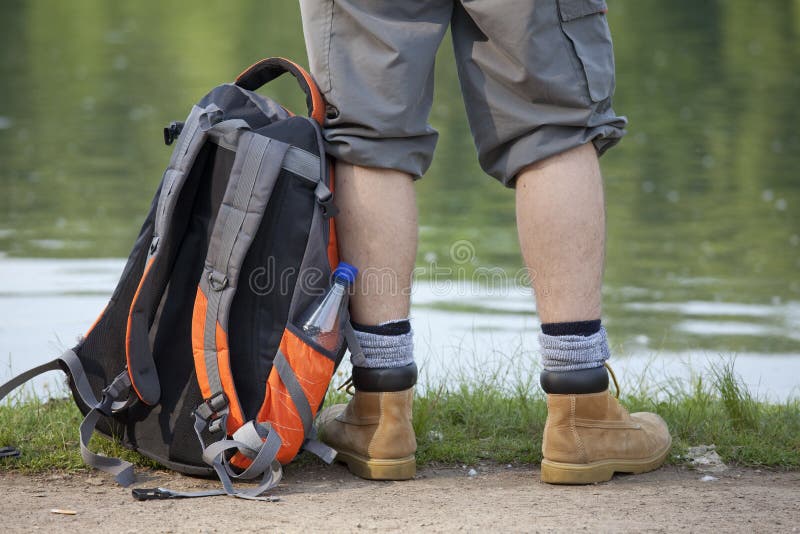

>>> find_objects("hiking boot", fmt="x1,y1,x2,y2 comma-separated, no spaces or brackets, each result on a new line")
540,364,671,484
317,363,417,480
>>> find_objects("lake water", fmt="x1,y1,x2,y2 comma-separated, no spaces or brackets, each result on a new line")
1,1,799,400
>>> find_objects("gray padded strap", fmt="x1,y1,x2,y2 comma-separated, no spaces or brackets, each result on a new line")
200,134,288,409
154,105,205,244
273,349,313,438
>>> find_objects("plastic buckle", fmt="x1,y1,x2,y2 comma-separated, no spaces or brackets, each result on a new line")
103,371,132,400
317,194,339,219
163,121,184,146
132,488,175,501
196,392,228,433
206,391,228,412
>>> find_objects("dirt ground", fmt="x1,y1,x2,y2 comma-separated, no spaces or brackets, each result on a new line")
1,463,798,533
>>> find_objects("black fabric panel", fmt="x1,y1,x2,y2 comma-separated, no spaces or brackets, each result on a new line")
228,116,321,419
125,143,215,405
229,169,317,418
254,116,320,155
70,182,162,438
125,144,231,467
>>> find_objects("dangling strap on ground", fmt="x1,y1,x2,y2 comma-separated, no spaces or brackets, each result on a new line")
0,350,134,485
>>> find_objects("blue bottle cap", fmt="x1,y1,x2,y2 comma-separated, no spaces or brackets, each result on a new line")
333,262,358,285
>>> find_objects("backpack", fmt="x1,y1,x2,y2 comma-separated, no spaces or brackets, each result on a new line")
0,57,362,500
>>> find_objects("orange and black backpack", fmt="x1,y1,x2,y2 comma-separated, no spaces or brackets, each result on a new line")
0,58,362,500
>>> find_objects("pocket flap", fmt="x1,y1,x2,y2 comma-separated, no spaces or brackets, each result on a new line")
559,0,608,22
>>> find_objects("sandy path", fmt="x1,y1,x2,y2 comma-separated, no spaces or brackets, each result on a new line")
1,464,798,533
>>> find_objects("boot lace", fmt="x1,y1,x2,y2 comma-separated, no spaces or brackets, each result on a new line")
337,376,355,396
605,362,620,399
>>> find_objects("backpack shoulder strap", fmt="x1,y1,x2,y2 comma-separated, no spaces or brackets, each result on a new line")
125,104,210,405
125,104,256,406
191,130,290,433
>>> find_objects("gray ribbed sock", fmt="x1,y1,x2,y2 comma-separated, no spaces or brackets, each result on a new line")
352,320,414,369
539,326,610,372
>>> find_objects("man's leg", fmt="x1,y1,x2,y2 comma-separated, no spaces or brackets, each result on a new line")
333,162,417,325
452,2,671,484
315,162,419,481
515,144,671,484
515,143,604,325
300,0,452,480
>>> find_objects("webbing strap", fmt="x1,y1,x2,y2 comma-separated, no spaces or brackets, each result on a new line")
180,411,283,501
343,316,366,367
283,146,320,183
0,351,134,486
273,349,313,438
303,437,337,465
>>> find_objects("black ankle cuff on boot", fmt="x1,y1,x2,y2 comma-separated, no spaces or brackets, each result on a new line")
353,362,418,392
540,366,608,394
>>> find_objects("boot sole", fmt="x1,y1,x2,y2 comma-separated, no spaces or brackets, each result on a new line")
540,440,671,485
335,449,416,481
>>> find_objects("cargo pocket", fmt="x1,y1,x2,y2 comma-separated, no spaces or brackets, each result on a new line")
255,326,336,464
557,0,615,103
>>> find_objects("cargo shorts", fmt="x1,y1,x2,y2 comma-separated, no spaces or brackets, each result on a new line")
299,0,627,186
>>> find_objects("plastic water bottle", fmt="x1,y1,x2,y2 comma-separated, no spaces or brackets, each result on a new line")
299,262,358,352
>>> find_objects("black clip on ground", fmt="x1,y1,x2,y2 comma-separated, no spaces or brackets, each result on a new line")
0,446,21,458
131,488,176,501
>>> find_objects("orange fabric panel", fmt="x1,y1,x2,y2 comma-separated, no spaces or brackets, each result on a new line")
125,257,155,404
216,322,246,435
257,329,335,464
191,287,213,400
192,288,246,435
327,162,339,269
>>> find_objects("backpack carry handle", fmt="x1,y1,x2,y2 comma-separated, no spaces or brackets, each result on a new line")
235,57,326,126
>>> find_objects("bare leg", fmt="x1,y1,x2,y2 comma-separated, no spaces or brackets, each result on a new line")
334,161,418,324
515,143,605,324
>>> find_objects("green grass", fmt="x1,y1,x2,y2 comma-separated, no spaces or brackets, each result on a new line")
1,362,798,474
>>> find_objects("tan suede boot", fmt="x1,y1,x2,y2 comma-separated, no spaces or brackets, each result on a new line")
317,364,417,480
540,366,671,484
